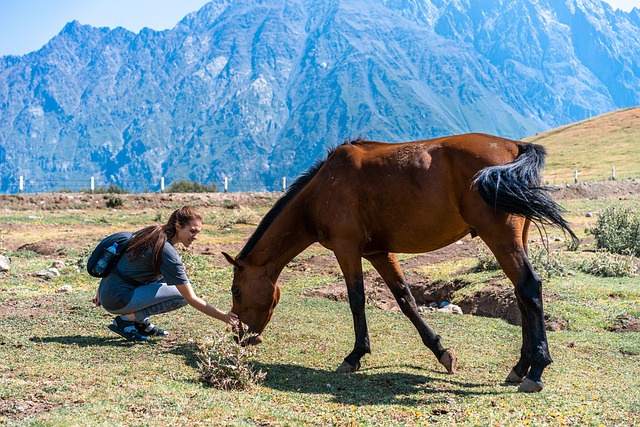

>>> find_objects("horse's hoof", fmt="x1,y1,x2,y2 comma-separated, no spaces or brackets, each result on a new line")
439,349,457,374
518,378,544,393
506,369,524,384
335,361,358,373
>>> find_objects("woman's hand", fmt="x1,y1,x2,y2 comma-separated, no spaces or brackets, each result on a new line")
92,290,101,307
225,311,239,326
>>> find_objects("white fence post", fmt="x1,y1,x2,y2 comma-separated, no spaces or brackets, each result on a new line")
282,177,287,191
19,176,24,193
160,177,165,193
224,177,228,193
574,169,578,184
611,166,616,181
90,176,95,193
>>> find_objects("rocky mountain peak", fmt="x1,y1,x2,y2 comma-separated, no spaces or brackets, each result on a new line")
1,0,639,192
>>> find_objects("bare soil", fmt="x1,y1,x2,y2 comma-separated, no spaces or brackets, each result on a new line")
0,191,277,211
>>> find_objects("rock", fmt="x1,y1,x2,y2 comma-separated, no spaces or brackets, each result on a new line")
585,212,593,217
438,304,463,315
420,302,463,315
57,285,73,293
0,255,9,272
35,268,60,280
35,270,55,280
51,260,66,269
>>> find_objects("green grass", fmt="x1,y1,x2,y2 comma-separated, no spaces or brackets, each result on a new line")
1,197,639,426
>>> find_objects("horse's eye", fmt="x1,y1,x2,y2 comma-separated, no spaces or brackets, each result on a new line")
231,286,241,300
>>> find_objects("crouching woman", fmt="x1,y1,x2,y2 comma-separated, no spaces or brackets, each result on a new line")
94,206,237,341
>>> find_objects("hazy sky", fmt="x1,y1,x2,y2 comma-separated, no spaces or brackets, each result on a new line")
0,0,638,57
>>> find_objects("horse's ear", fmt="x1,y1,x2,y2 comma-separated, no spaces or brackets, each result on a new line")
222,252,241,268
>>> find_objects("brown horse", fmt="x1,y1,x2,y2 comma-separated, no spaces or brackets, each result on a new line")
223,133,577,393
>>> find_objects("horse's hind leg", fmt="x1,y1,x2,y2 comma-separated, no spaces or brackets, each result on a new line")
480,224,551,393
365,252,457,374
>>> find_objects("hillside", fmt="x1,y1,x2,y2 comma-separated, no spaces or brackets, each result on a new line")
1,0,640,192
527,106,640,184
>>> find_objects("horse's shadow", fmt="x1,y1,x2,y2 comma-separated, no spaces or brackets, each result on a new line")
253,362,500,405
30,336,505,405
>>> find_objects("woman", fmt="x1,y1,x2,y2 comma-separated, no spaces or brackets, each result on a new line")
94,206,237,341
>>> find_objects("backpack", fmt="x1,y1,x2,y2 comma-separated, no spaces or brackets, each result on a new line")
87,232,133,278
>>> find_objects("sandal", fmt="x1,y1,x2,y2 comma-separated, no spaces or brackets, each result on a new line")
108,316,147,342
135,318,169,337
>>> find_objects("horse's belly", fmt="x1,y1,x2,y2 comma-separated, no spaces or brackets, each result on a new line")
365,221,471,254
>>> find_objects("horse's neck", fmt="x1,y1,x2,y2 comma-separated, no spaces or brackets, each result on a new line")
245,197,315,279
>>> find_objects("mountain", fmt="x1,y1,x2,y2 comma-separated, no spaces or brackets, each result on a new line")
1,0,639,192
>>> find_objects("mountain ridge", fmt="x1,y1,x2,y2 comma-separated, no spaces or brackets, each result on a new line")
1,0,639,192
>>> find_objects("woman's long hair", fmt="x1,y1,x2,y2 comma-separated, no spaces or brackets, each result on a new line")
126,206,203,274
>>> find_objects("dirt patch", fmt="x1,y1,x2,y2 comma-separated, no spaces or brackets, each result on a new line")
551,179,640,200
0,398,57,421
609,315,640,333
0,295,64,319
0,192,278,211
16,242,63,257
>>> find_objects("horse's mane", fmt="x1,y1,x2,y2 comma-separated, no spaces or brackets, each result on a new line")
236,139,365,260
236,158,325,260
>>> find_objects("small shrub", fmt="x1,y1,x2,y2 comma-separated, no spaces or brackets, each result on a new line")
473,243,500,272
166,180,218,193
93,184,128,194
196,332,266,391
529,245,568,279
232,207,258,225
216,207,259,229
565,236,581,252
105,195,124,209
588,206,640,257
473,242,568,279
222,199,239,209
577,251,638,277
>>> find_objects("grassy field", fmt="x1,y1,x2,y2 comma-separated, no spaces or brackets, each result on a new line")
526,106,640,184
0,191,639,426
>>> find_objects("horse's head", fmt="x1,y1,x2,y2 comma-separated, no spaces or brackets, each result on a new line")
222,252,280,345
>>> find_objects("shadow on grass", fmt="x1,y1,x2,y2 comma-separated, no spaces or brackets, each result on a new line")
254,362,503,405
29,335,151,347
28,336,510,405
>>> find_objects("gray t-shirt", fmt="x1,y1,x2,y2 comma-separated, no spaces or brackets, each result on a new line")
99,240,189,311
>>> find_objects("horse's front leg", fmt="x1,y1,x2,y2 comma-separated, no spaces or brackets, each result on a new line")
334,251,370,373
365,252,456,374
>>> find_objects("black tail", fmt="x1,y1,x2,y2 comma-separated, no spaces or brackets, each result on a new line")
473,143,578,245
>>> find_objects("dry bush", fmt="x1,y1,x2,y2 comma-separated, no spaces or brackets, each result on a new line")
196,331,266,391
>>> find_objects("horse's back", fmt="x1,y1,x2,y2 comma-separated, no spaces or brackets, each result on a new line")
321,133,521,191
305,133,524,254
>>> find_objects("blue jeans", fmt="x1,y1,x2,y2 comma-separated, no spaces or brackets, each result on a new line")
104,281,188,322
